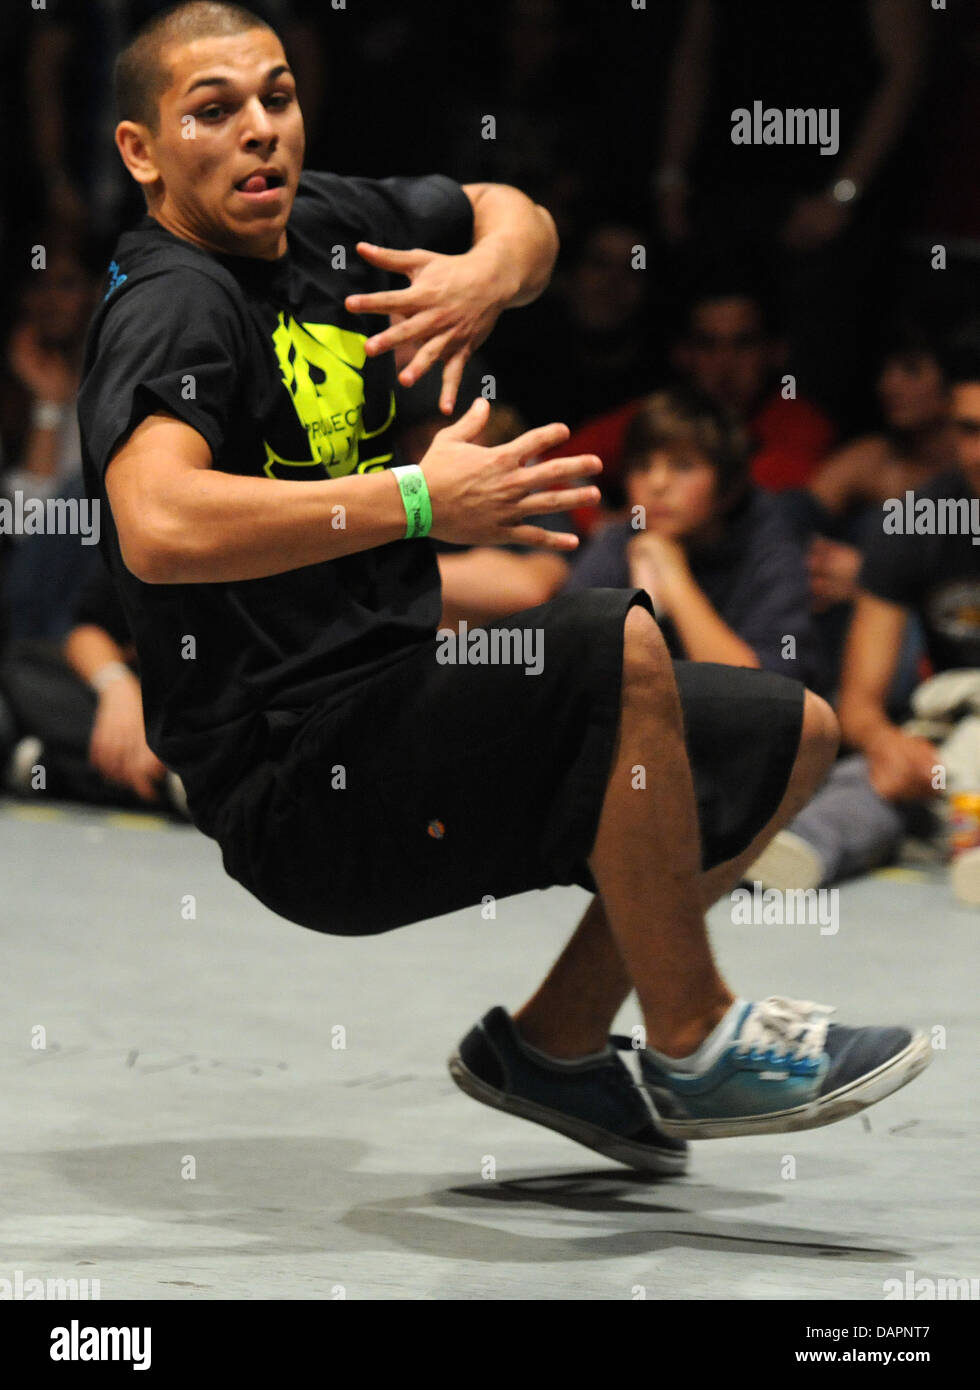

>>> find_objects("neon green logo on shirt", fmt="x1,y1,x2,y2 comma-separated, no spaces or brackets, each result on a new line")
263,313,395,479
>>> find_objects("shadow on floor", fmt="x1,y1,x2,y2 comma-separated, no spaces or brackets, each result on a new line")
3,1137,912,1270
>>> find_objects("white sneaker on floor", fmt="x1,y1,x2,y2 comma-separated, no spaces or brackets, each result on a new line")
164,771,190,819
3,736,44,794
746,829,825,891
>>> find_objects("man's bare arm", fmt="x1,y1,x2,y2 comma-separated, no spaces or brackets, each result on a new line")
106,400,601,585
837,590,908,749
107,413,407,584
437,548,569,626
347,183,558,411
833,0,924,195
64,624,136,685
460,182,559,308
808,437,888,517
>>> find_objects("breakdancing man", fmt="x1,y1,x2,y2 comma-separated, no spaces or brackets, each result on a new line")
78,2,930,1175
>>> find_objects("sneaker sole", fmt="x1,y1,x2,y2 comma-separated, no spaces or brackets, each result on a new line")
653,1031,933,1139
447,1052,688,1175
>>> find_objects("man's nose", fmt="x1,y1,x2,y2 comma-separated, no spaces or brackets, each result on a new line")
647,467,670,493
242,97,278,145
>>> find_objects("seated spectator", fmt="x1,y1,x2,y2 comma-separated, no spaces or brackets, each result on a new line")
559,274,836,537
0,555,187,816
748,329,980,890
481,217,664,430
563,387,822,688
792,320,957,614
1,241,102,638
2,243,97,498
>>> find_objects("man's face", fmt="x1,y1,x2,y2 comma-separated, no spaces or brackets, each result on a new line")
120,28,304,259
24,252,96,345
677,298,770,419
877,353,946,432
951,383,980,495
571,226,646,332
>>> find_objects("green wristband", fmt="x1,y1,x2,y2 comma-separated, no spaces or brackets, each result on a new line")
390,464,433,539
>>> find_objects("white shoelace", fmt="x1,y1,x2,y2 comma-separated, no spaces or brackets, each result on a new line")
734,996,835,1063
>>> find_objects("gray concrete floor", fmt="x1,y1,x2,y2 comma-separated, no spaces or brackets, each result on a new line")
1,795,976,1301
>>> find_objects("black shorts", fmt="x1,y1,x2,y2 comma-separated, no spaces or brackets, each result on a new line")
198,588,806,936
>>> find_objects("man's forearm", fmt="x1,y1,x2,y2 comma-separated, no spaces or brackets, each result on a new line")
464,184,558,308
64,625,134,687
438,547,568,623
838,693,897,752
659,572,760,668
134,467,408,584
658,0,713,175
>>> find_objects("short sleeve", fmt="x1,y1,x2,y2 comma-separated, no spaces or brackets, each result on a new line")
354,174,474,257
858,529,918,608
78,268,245,481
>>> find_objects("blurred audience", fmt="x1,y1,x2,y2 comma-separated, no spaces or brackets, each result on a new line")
1,243,96,497
563,387,821,688
0,556,187,815
655,0,926,426
556,276,835,539
748,328,980,890
1,242,103,640
794,320,957,614
483,218,664,430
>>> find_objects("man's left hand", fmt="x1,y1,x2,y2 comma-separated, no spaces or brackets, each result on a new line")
345,242,513,414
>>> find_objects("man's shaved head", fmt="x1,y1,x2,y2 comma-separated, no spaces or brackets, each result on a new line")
115,1,275,134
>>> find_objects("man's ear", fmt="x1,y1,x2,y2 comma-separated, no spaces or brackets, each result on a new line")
115,121,161,189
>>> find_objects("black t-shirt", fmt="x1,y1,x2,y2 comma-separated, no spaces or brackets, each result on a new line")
78,170,473,806
859,468,980,672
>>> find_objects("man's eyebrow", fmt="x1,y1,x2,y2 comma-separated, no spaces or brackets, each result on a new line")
184,64,293,95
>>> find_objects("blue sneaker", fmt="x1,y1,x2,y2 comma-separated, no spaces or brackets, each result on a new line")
449,1007,688,1174
641,996,932,1139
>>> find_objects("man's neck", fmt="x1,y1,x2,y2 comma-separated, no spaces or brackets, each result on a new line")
145,207,287,261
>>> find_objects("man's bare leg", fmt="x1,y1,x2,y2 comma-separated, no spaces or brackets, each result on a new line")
513,606,839,1059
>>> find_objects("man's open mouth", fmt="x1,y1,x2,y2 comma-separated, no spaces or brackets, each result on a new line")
235,171,286,194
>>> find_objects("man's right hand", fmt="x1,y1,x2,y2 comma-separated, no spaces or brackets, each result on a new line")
89,676,166,803
866,725,941,803
421,396,602,551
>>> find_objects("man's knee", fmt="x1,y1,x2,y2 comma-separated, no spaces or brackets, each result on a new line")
798,689,840,783
622,603,672,694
